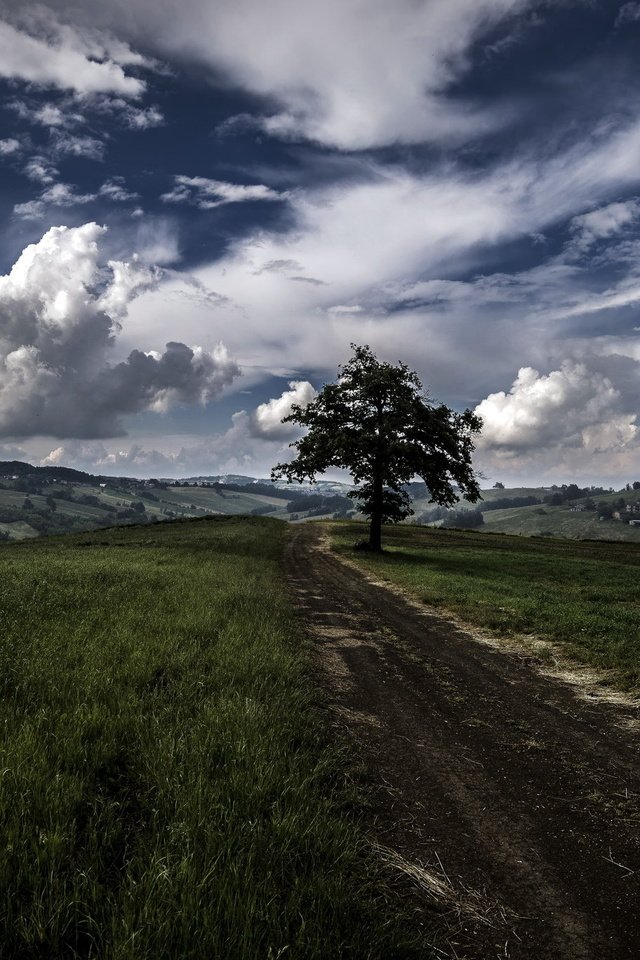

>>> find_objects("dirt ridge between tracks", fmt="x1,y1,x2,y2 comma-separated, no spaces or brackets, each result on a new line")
285,524,640,959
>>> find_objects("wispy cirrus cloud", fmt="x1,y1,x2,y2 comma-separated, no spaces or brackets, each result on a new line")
0,16,147,97
161,175,287,209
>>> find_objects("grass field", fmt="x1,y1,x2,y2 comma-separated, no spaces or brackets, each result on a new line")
480,503,640,541
0,481,314,541
329,521,640,689
0,516,428,959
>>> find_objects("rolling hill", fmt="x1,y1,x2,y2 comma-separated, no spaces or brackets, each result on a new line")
1,461,640,543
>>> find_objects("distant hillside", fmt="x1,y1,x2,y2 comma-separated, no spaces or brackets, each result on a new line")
0,463,357,542
0,460,112,485
1,462,639,544
414,483,640,543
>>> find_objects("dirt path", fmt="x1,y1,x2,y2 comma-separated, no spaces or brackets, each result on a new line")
285,525,640,960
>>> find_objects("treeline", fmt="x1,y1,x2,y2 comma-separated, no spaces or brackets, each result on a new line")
542,484,609,505
417,495,544,526
483,495,541,511
0,460,118,485
441,509,484,529
286,493,352,517
219,481,291,500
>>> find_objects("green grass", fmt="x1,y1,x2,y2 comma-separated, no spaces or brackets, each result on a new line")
329,521,640,689
0,483,301,540
0,516,428,959
479,503,640,541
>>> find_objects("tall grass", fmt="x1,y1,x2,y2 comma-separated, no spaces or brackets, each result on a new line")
0,517,428,959
330,521,640,688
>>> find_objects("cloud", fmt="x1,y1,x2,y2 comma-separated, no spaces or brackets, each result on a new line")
13,181,96,219
122,104,164,129
42,440,184,474
615,2,640,26
569,199,640,252
36,380,319,477
42,182,95,205
67,0,538,150
89,95,164,128
161,175,286,209
37,386,312,478
31,103,67,127
475,362,637,454
0,16,146,97
145,122,640,376
0,442,28,461
0,223,239,438
51,131,105,160
12,200,47,220
248,381,317,439
98,177,139,202
0,138,21,155
24,156,58,184
253,259,304,275
327,304,364,316
0,0,543,152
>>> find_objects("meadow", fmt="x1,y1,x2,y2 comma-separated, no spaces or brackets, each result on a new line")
0,516,428,959
329,521,640,689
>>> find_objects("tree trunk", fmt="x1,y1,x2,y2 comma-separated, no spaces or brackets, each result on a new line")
368,470,383,551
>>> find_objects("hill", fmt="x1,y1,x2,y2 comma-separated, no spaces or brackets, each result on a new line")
414,483,640,543
1,461,639,543
0,466,357,541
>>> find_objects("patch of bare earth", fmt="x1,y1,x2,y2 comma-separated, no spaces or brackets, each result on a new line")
285,525,640,960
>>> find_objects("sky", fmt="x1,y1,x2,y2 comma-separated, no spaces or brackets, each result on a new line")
1,0,640,485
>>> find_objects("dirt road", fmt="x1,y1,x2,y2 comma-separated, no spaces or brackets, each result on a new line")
285,525,640,960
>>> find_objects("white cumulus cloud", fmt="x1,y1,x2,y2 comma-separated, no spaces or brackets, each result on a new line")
476,362,636,453
249,381,317,439
0,223,239,438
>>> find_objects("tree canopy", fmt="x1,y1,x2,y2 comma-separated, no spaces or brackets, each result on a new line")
271,344,483,550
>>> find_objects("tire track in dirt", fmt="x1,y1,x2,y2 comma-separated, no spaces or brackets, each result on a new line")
285,524,640,960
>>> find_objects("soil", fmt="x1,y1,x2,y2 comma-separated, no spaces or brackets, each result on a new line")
284,524,640,960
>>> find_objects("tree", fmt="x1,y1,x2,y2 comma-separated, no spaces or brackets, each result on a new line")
442,507,484,529
271,344,482,551
493,481,505,489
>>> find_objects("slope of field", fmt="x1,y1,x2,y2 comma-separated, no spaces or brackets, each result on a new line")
0,517,428,959
0,476,359,540
413,485,640,542
329,521,640,687
481,503,640,540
